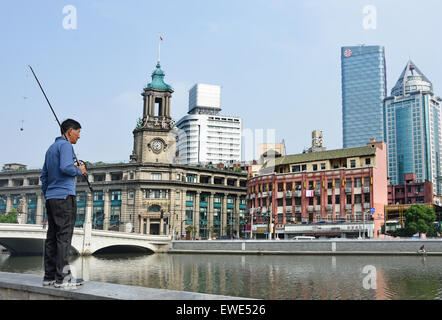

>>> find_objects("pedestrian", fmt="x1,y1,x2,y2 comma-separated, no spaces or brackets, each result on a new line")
40,119,86,288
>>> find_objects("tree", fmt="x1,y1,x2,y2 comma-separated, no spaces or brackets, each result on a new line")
404,204,437,237
185,225,195,240
0,208,18,224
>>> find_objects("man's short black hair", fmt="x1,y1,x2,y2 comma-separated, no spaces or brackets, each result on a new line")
60,119,81,135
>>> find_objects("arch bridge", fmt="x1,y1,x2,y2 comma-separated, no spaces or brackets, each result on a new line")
0,223,171,255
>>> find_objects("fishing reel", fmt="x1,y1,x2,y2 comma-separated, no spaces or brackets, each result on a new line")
75,159,87,169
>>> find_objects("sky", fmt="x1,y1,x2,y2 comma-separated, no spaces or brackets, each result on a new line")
1,0,442,169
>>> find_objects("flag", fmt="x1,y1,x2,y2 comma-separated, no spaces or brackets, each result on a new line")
160,35,163,41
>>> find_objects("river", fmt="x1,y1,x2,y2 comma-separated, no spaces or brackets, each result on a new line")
0,253,441,299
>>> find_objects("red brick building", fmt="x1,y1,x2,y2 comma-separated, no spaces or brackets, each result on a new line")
387,173,433,205
246,139,388,239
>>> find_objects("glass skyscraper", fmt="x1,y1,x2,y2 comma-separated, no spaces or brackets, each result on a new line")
384,60,442,195
341,45,387,148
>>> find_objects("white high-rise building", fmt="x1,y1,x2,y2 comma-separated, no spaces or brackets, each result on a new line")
176,84,242,165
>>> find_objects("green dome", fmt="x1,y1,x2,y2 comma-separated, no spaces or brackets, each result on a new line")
146,62,173,91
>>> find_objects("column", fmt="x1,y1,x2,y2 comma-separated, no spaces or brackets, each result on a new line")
167,95,171,117
21,193,28,224
120,187,127,232
149,94,154,116
143,95,147,118
146,218,150,234
103,189,110,231
235,195,240,239
194,192,200,239
6,195,12,214
164,96,169,117
208,193,215,239
181,190,186,239
222,193,227,236
134,188,142,233
36,193,43,225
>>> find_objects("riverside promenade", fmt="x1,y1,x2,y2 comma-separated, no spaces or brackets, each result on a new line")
168,238,442,255
0,271,252,300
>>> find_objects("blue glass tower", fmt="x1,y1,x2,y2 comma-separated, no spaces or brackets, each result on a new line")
341,45,387,148
384,60,442,194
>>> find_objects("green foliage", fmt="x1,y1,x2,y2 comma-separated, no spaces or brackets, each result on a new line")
185,225,195,238
404,204,437,236
0,209,18,223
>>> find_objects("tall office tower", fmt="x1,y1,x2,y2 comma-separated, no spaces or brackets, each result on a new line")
384,60,442,195
176,84,242,165
341,45,387,148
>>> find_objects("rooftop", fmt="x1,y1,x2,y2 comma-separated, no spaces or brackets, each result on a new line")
262,145,377,168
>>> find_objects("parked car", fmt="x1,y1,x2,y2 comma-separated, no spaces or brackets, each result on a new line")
291,236,315,240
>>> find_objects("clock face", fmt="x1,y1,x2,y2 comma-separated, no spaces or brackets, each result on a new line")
151,139,163,152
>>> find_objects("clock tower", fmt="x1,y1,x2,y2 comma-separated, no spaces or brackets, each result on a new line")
130,61,177,164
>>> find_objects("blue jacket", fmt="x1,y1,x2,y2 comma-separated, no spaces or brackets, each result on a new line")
40,136,83,200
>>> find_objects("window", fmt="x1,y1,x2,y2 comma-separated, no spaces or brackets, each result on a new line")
313,164,318,171
111,190,121,201
176,174,181,181
94,174,105,182
94,191,104,201
186,174,197,183
292,165,300,172
365,158,371,165
327,180,333,189
321,163,326,170
152,190,160,199
335,195,340,204
129,172,134,180
346,194,352,204
302,164,307,171
151,173,162,180
128,190,134,200
328,195,333,204
186,192,195,202
350,160,356,168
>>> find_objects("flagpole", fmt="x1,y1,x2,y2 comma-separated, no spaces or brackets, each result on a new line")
158,33,161,62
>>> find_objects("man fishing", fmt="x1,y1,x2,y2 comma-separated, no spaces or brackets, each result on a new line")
40,119,86,288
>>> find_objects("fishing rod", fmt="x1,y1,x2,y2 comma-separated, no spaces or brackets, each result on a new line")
28,65,93,193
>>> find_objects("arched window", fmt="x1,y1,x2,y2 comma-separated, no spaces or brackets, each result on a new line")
148,205,161,212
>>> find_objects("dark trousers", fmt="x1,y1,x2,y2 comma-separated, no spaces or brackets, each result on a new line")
44,195,77,283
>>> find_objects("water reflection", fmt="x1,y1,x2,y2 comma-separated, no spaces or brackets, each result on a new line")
0,253,441,300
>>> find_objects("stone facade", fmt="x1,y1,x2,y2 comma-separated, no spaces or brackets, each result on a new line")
0,163,247,239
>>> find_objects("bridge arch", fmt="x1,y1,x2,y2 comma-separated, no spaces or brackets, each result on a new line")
93,245,155,255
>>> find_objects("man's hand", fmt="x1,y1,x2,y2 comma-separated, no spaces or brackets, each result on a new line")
76,165,87,175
